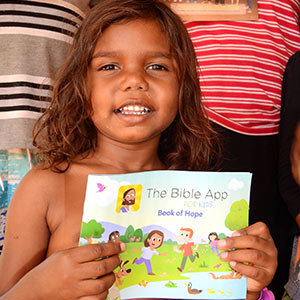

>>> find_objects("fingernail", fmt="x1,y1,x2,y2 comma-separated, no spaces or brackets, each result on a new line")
232,231,241,237
229,261,237,268
220,252,228,260
217,239,226,247
120,242,126,252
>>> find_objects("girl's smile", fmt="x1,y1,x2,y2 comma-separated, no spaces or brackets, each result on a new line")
114,100,154,124
115,104,151,115
87,18,179,145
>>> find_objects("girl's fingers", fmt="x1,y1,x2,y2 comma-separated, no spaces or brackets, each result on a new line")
220,248,273,268
233,222,273,242
217,234,275,255
72,242,125,263
228,261,269,282
78,273,115,297
78,255,121,279
217,222,277,258
79,289,108,300
217,222,277,277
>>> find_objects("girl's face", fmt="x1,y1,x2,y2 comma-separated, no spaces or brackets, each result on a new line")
210,234,217,241
87,18,179,146
148,233,163,249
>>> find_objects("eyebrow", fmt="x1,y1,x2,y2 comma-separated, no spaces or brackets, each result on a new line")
92,51,172,60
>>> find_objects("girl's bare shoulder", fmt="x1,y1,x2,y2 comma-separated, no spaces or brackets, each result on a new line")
21,164,65,185
11,164,67,208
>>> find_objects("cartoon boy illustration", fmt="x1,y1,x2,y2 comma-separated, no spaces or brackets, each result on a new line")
208,232,220,256
174,227,199,272
109,231,120,243
120,188,135,213
132,230,167,275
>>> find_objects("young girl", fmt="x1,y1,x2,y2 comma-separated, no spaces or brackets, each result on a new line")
208,232,220,256
132,230,166,275
0,0,277,299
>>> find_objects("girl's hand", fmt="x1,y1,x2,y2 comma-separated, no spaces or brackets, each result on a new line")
9,242,125,300
217,222,277,300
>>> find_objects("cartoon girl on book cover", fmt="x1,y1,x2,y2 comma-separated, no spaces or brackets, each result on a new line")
132,230,167,275
208,232,220,256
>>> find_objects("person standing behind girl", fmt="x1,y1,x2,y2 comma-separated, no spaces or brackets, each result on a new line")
132,230,166,275
0,0,277,299
184,2,300,297
0,0,90,255
291,121,300,186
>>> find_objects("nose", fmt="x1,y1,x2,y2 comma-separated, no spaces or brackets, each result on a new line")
120,70,149,91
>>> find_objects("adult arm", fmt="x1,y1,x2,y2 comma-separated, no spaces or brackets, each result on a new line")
278,51,300,228
291,121,300,188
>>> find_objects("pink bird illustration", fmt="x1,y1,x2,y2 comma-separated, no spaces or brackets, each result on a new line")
96,183,106,192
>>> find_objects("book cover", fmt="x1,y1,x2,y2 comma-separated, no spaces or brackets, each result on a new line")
79,170,252,300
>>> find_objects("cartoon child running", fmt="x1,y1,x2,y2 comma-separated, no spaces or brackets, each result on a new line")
174,227,199,272
120,188,135,213
208,232,220,256
132,230,167,275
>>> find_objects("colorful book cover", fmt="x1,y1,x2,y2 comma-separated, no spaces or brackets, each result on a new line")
79,170,252,300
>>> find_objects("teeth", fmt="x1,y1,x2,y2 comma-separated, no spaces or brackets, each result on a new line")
117,105,151,115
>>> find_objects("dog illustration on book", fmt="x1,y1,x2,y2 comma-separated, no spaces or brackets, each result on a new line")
209,271,243,280
114,260,132,287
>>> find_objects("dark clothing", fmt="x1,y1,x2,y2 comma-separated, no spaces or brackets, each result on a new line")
279,51,300,298
212,122,298,299
279,51,300,219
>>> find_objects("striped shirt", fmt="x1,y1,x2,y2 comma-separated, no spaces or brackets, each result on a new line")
185,0,300,135
0,0,89,149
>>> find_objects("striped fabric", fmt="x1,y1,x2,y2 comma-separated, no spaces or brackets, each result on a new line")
0,0,89,149
185,0,300,135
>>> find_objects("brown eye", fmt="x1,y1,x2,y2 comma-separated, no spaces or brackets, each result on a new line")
148,64,168,71
99,64,118,71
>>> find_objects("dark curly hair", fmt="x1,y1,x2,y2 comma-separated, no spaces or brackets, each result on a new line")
33,0,220,172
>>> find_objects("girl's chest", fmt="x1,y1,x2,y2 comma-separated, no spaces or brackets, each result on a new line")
46,172,88,256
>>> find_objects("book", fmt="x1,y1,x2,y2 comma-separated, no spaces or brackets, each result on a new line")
79,170,252,300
